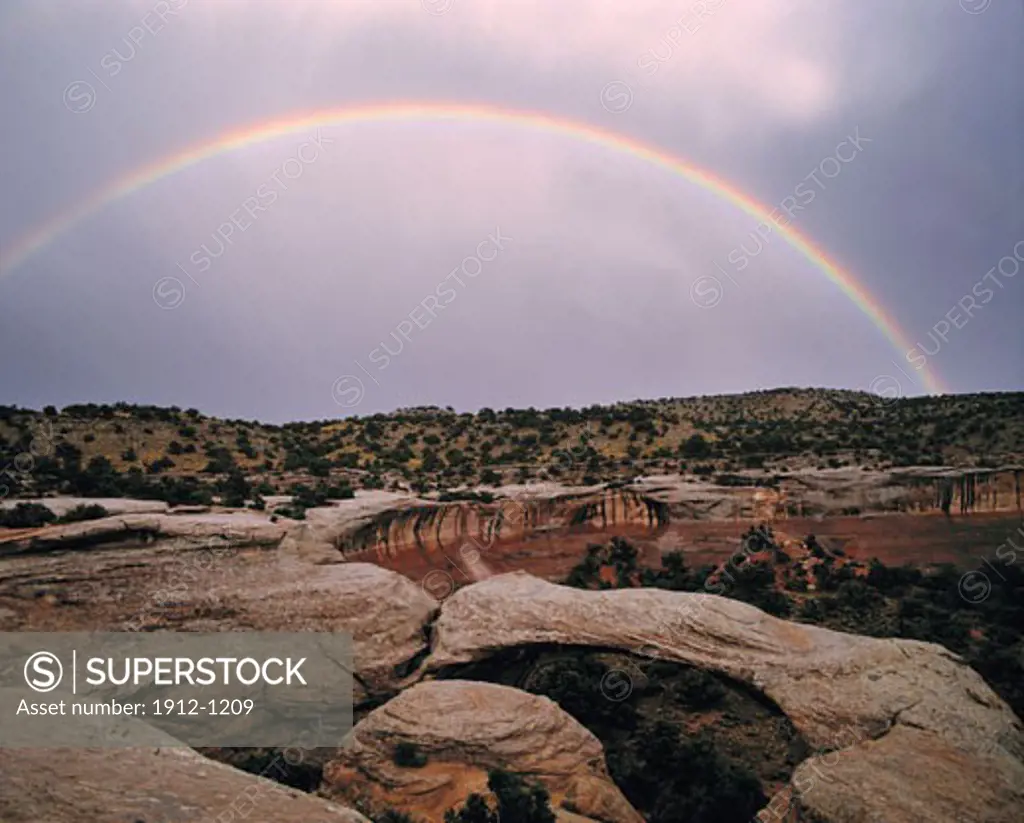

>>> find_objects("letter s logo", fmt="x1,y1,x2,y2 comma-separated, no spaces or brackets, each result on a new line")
25,651,63,692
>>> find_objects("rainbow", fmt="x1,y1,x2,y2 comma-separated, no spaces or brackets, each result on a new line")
0,101,944,394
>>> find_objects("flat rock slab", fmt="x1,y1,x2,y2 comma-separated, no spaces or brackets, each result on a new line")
0,497,171,516
0,746,369,823
0,511,289,556
0,533,437,703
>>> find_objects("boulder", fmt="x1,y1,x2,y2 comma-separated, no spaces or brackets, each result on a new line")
761,725,1024,823
321,679,643,822
250,561,438,700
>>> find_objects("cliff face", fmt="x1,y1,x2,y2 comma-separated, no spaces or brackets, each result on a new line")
898,466,1023,516
633,466,1024,523
338,487,669,561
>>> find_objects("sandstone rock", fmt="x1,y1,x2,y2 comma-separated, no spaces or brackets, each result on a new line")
252,562,438,699
296,486,664,561
426,573,1022,759
0,511,289,556
321,679,643,823
0,528,437,703
0,746,370,823
0,496,171,516
761,725,1024,823
278,521,343,564
424,572,1023,818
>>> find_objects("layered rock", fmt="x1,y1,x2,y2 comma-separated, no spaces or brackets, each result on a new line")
0,510,288,556
423,572,1023,820
0,496,172,516
0,746,370,823
292,486,667,562
761,725,1024,823
2,486,1022,821
251,561,438,700
321,680,643,823
632,465,1024,521
0,525,436,702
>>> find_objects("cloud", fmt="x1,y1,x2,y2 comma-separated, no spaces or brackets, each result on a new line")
0,0,1018,416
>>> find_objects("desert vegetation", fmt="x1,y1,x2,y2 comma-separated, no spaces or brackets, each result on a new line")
564,530,1024,719
440,641,802,823
2,390,1021,506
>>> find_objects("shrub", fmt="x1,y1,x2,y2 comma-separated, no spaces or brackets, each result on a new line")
681,434,711,458
273,505,306,521
608,723,765,823
57,503,110,523
671,668,726,709
148,456,175,474
326,483,355,500
445,770,555,823
393,741,427,768
0,502,56,529
217,469,250,508
377,812,418,823
524,656,636,731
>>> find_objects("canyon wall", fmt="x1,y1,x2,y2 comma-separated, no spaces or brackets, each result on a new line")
338,487,669,561
901,467,1022,516
687,466,1024,522
326,467,1021,566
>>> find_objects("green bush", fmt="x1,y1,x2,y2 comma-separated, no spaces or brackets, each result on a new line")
376,812,418,823
445,770,555,823
608,722,765,823
393,741,427,768
0,502,56,529
217,469,250,508
57,503,110,523
671,668,726,709
524,656,637,731
273,505,306,521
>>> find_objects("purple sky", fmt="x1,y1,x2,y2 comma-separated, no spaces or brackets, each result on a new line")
0,0,1021,422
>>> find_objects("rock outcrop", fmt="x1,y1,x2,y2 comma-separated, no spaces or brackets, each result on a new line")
761,725,1024,823
0,526,436,702
0,746,370,823
314,486,668,561
631,465,1024,521
251,561,438,700
321,680,643,823
0,496,172,516
424,572,1023,820
3,488,1022,821
0,510,288,556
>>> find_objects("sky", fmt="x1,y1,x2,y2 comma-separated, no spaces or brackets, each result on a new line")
0,0,1021,423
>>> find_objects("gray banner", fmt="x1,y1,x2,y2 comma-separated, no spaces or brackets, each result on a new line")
0,632,353,748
